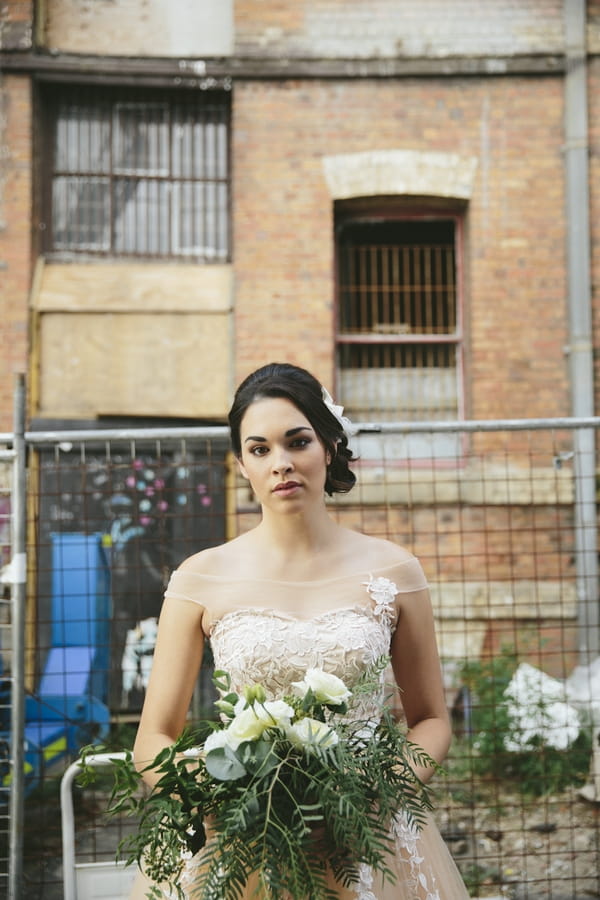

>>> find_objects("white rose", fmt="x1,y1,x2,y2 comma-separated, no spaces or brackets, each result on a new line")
292,668,352,705
286,717,339,749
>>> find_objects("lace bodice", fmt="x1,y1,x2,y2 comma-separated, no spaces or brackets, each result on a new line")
210,600,395,718
214,601,392,690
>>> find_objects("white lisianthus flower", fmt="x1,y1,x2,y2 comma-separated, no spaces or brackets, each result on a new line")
226,706,270,749
204,728,231,754
292,668,352,706
233,696,248,716
254,699,295,730
286,717,339,749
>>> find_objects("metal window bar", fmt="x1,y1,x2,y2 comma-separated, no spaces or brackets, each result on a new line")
1,415,599,898
339,243,457,334
49,85,231,261
338,239,461,423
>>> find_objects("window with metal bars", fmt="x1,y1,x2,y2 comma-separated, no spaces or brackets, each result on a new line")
42,84,230,261
336,211,463,424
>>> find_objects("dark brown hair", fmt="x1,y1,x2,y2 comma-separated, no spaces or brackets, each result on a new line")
228,362,357,495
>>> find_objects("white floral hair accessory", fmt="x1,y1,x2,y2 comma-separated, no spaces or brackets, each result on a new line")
321,386,358,437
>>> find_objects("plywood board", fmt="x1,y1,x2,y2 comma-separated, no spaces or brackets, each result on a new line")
37,311,232,418
35,263,233,313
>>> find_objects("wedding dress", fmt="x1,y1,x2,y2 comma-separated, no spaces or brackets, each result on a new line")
132,556,469,900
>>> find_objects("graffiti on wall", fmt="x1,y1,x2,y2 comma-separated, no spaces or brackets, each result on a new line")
37,441,227,709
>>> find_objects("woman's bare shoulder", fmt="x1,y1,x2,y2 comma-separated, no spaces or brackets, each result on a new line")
341,529,415,569
176,533,254,577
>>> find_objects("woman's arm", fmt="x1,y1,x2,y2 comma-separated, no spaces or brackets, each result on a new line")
390,586,451,783
133,595,205,788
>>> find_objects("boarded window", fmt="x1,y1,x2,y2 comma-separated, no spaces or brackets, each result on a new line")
336,212,463,425
43,85,230,261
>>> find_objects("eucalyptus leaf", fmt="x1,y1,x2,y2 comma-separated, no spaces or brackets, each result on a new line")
205,746,247,781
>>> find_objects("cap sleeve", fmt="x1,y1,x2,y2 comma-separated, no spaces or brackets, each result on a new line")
164,568,205,606
388,555,428,593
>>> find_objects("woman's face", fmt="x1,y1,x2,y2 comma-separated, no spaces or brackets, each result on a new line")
237,396,330,509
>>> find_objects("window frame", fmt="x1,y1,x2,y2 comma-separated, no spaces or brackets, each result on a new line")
39,82,232,263
334,201,467,458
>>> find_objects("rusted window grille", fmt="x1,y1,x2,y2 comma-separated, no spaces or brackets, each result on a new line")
336,215,462,425
43,85,230,261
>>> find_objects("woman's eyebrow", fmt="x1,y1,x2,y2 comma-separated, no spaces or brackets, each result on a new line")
285,426,313,437
244,426,313,444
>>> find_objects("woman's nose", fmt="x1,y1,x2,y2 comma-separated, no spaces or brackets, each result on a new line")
272,448,293,473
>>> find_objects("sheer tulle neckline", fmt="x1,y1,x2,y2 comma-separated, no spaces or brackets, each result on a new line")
175,557,416,588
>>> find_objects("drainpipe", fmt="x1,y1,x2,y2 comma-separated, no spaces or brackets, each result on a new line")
564,0,598,662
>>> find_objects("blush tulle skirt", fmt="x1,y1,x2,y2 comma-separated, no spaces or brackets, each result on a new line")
128,812,469,900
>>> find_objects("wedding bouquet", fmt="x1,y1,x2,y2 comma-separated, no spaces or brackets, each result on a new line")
82,658,435,900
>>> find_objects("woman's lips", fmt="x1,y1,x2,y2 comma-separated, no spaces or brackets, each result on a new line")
273,481,301,495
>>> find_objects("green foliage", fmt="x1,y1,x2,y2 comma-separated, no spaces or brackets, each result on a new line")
460,645,518,768
80,657,437,900
459,647,592,796
460,862,502,896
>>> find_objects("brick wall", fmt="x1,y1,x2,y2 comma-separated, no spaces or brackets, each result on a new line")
0,0,33,50
232,75,569,419
0,1,597,429
0,75,32,431
234,0,565,58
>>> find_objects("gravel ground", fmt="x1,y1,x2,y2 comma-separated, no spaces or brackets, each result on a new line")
438,781,600,899
21,777,600,899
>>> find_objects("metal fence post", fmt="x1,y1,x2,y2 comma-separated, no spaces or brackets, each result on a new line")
573,425,599,663
8,375,26,900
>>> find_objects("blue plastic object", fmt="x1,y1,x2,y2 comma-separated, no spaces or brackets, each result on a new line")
51,533,111,682
1,533,112,794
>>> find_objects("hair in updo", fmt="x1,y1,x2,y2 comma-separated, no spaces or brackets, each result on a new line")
228,362,357,496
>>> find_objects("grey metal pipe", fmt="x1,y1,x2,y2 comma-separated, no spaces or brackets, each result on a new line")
0,415,596,446
8,375,27,900
564,0,598,661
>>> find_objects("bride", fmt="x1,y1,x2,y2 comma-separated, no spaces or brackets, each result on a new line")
129,362,469,899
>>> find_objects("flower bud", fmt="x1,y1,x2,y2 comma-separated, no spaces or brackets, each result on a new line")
244,683,267,705
214,699,236,718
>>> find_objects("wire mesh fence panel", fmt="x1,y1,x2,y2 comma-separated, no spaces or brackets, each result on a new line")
13,423,600,898
20,430,228,897
0,440,14,898
327,422,599,900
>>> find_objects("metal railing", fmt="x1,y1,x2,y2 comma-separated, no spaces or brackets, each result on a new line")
0,376,26,900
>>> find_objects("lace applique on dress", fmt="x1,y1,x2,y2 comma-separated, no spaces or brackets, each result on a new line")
391,814,442,900
363,575,399,626
351,862,378,900
350,815,442,900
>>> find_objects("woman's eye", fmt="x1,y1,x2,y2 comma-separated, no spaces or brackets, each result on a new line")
291,438,311,449
249,445,268,456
